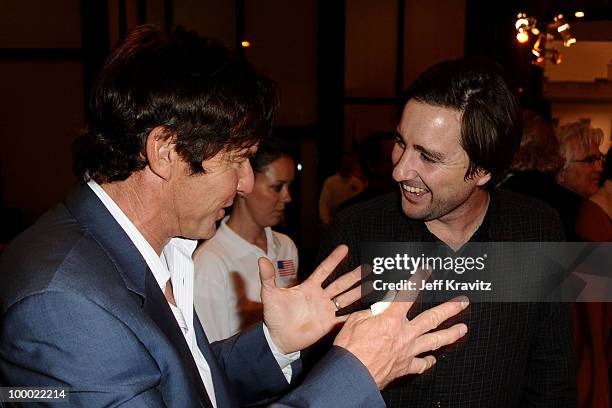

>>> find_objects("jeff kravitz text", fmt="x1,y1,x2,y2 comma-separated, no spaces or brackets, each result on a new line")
370,253,493,292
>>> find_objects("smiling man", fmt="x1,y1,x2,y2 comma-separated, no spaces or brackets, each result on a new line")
318,57,576,407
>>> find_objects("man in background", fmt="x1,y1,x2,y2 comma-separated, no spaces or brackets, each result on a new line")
319,152,364,224
338,131,396,212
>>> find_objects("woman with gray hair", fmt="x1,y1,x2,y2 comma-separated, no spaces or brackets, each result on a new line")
500,111,584,240
556,121,605,198
588,145,611,220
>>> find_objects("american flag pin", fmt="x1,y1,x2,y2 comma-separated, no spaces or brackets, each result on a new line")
277,260,296,277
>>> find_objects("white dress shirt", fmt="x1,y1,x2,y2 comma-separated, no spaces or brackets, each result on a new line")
87,181,298,407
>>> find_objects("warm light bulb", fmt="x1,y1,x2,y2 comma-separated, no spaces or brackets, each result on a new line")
575,11,585,18
557,23,570,32
516,31,529,43
564,38,576,47
241,41,251,48
297,163,303,172
531,27,540,35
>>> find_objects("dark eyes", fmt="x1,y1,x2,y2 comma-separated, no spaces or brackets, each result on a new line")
420,153,436,163
272,185,283,192
394,134,406,149
394,135,438,164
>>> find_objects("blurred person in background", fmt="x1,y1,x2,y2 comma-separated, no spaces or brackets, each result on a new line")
571,144,612,408
194,137,299,342
501,113,611,407
337,131,396,212
318,152,364,224
500,111,583,240
588,145,611,221
556,121,604,198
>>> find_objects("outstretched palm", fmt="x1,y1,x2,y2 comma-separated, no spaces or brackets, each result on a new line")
259,245,361,354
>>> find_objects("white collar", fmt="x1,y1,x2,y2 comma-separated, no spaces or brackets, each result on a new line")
217,216,276,258
86,180,197,291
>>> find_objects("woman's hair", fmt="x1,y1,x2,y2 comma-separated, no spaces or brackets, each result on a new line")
250,136,296,174
511,110,564,175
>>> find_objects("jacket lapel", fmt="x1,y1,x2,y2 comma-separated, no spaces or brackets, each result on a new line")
143,272,213,407
64,184,214,407
193,311,238,407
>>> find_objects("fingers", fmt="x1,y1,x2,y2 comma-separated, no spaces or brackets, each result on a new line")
379,268,431,319
406,355,437,375
330,285,361,311
258,257,278,290
411,323,468,355
324,265,361,298
409,296,469,335
309,245,349,284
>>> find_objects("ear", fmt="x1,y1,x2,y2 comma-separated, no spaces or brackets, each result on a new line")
474,169,492,187
145,126,176,180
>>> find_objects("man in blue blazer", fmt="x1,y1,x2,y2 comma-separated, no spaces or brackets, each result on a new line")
0,25,468,407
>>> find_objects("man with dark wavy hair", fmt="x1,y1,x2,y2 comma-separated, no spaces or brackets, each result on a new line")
0,25,468,407
319,58,576,407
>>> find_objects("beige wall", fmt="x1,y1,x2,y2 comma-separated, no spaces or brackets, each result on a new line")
545,40,612,82
343,0,466,147
403,0,465,87
345,0,397,98
0,0,84,224
0,1,81,48
244,0,317,126
552,103,612,153
0,61,84,223
173,0,236,48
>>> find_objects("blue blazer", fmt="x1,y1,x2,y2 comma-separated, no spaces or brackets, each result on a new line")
0,184,383,407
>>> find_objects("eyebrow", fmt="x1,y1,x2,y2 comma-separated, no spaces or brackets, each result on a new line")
414,144,445,161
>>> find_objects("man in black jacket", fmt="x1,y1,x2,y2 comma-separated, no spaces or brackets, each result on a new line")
319,57,576,407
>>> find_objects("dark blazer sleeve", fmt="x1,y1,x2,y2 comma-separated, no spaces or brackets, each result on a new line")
210,325,384,408
0,291,169,407
210,324,294,404
273,346,385,408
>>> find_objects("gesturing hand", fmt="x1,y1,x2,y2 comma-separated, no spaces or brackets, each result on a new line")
333,291,469,389
259,245,360,354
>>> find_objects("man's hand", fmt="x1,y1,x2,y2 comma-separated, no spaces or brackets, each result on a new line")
259,245,360,354
333,293,469,389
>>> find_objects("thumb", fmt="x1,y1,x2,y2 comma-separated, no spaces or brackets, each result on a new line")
258,257,277,291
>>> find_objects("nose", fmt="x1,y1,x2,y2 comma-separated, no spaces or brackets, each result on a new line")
236,160,254,196
391,145,418,182
281,185,292,203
